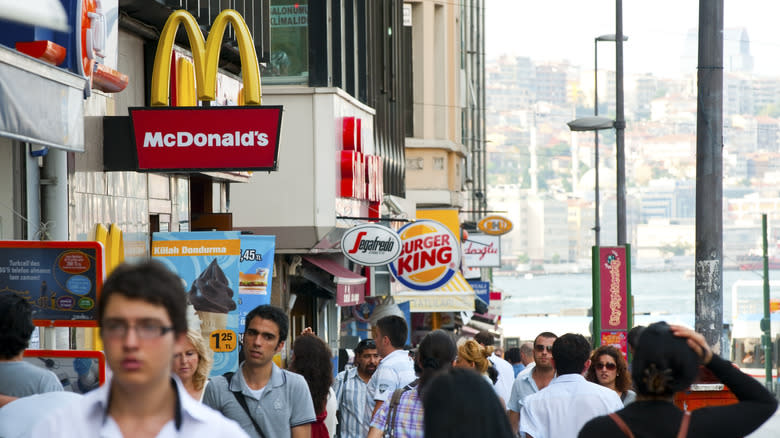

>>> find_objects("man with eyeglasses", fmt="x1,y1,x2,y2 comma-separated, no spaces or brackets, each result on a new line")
507,332,557,437
333,338,380,438
33,260,249,437
519,333,622,438
204,304,316,438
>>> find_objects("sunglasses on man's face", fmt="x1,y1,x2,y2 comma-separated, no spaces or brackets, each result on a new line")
534,344,553,352
595,362,617,371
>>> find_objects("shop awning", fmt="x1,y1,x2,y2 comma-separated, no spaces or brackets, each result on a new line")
302,256,366,307
392,272,476,312
0,45,86,151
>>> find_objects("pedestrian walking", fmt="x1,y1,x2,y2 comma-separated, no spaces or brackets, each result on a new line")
507,332,557,436
332,338,380,438
172,328,212,402
579,322,778,438
289,331,336,438
366,315,416,420
585,345,635,405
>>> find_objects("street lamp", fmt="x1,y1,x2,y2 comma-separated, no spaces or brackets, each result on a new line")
567,116,614,247
593,34,627,247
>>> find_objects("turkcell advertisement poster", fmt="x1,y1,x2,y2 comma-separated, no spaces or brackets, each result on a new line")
238,235,276,332
0,241,104,326
152,232,241,376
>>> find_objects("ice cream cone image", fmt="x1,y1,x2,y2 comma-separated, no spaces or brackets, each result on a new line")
197,311,228,339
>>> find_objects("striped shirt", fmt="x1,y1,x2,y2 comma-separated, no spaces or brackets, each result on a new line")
369,387,423,438
333,367,371,438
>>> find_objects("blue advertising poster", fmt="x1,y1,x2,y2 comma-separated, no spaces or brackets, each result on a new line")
468,280,490,305
0,241,104,326
152,231,241,376
238,235,276,332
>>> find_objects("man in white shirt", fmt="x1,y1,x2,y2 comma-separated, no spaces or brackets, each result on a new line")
519,333,623,438
507,332,557,436
475,330,514,403
32,261,248,438
366,315,416,421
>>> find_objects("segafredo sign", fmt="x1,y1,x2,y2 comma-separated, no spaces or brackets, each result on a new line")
340,223,402,266
390,220,460,290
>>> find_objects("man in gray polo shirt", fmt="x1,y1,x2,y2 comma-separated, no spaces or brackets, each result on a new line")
204,305,315,438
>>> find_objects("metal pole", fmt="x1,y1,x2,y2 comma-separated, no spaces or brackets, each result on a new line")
694,0,723,354
594,39,601,247
615,0,626,246
762,214,773,391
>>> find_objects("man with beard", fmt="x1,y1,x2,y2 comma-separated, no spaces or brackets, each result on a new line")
333,338,381,438
507,332,557,437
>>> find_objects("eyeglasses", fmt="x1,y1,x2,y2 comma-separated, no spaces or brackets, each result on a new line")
534,344,553,353
595,362,617,371
102,319,174,340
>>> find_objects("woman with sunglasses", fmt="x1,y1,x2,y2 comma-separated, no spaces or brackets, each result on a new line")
585,345,635,405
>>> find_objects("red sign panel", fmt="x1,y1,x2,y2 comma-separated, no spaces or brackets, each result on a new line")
599,246,628,331
129,106,283,171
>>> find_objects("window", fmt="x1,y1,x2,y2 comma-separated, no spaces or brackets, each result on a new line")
264,1,309,84
406,157,424,170
433,157,445,170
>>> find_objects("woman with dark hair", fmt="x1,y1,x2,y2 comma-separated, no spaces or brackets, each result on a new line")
367,329,457,438
289,333,335,438
579,322,778,438
423,367,513,438
585,345,635,405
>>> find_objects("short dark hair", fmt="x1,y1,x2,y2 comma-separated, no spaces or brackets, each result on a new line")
474,330,495,347
376,315,408,348
98,260,187,335
551,333,591,375
354,338,377,355
0,294,34,359
505,347,522,364
245,305,288,345
534,331,558,345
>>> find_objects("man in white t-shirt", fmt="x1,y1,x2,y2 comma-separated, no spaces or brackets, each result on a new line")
366,315,416,421
519,333,623,438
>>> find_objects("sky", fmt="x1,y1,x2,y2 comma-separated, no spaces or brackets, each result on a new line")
486,0,780,78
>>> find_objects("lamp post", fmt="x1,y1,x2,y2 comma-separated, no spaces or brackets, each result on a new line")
615,0,627,246
567,116,614,247
594,34,627,246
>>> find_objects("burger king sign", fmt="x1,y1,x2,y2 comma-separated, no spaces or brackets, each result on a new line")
390,220,461,290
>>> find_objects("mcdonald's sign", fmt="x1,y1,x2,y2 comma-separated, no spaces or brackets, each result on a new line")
104,9,283,172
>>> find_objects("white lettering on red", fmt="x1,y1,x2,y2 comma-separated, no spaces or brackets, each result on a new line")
142,131,272,148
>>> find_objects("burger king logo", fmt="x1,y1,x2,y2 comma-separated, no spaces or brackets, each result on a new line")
390,220,461,290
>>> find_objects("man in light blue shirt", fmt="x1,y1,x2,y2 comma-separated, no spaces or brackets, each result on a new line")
366,315,416,421
333,338,380,438
508,332,557,437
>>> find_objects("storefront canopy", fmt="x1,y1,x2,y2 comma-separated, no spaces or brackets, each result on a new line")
392,272,476,312
302,255,366,307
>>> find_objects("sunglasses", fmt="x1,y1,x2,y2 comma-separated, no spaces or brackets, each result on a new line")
534,344,553,352
596,362,617,371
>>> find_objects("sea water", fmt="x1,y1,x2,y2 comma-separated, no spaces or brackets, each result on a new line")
496,269,779,340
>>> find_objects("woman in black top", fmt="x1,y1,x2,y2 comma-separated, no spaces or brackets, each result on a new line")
579,322,777,438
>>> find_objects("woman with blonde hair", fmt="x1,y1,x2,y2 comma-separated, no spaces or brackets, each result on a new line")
585,345,636,405
454,339,500,403
172,328,213,401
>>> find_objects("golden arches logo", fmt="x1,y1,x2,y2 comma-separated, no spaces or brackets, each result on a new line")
151,9,261,106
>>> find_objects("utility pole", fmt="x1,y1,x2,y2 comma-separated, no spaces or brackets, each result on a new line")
615,0,626,245
695,0,724,353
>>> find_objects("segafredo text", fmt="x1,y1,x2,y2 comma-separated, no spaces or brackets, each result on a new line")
143,131,270,148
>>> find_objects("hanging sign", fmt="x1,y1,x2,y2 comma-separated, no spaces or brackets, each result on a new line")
390,220,460,291
340,223,401,266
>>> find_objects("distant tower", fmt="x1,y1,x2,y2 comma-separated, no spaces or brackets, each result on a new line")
681,27,753,74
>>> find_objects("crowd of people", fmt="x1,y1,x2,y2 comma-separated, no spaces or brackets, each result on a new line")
0,259,778,437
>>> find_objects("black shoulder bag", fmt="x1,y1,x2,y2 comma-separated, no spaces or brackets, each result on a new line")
223,372,267,438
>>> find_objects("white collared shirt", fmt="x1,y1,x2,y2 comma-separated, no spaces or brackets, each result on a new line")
366,349,416,409
32,376,249,438
489,352,515,402
519,373,623,438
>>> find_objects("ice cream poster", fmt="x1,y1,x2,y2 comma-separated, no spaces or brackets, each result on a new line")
238,235,276,332
152,231,241,376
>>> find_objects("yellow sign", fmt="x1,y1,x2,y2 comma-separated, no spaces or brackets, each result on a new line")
417,209,461,242
151,9,261,106
477,215,513,236
209,329,238,352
